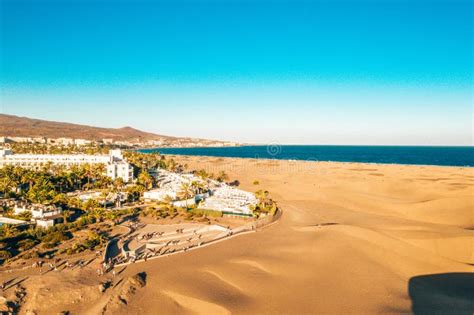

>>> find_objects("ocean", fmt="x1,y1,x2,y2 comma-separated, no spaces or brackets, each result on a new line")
140,145,474,167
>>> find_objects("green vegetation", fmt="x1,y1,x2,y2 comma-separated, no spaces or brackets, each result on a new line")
0,206,137,264
177,182,194,202
251,190,279,217
0,163,111,204
188,208,223,218
216,171,229,182
10,143,111,155
65,231,107,255
141,197,178,219
0,145,278,267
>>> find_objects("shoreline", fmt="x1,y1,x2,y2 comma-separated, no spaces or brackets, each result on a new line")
145,152,474,169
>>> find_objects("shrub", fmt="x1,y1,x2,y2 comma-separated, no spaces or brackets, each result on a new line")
22,251,39,259
82,231,107,250
16,211,32,221
18,239,38,251
0,250,12,260
190,209,223,218
253,180,260,185
67,243,86,255
40,230,71,245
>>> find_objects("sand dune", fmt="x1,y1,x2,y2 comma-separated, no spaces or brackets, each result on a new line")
1,158,472,314
163,290,231,315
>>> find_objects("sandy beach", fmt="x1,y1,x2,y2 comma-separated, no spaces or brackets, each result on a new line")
2,157,473,314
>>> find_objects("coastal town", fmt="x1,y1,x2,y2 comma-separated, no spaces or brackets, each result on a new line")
0,134,239,149
0,139,279,311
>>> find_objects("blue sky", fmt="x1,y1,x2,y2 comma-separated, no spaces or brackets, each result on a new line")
0,0,472,145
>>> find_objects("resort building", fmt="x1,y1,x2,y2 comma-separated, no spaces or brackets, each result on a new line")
0,149,134,182
74,139,92,146
11,202,64,228
143,170,204,202
198,186,257,216
13,202,62,219
142,169,257,216
0,217,29,227
72,190,128,207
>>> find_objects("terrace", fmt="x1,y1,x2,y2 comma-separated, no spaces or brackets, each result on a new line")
109,223,233,264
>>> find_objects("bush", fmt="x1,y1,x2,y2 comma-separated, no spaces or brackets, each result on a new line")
40,230,71,245
190,209,223,218
18,239,38,251
66,243,86,255
253,180,260,185
82,231,107,251
22,251,39,259
16,211,32,221
0,250,12,260
42,242,56,249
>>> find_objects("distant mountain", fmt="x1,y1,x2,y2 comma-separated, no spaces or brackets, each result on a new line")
0,114,228,146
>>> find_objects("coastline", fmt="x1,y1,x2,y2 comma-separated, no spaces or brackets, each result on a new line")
153,152,474,170
139,145,474,168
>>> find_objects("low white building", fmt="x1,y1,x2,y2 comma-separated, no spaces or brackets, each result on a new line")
32,137,47,144
198,186,257,216
36,217,62,228
75,190,127,207
0,148,134,182
74,139,92,146
76,191,103,202
14,203,62,219
0,216,28,226
144,189,177,202
12,203,64,227
56,138,75,146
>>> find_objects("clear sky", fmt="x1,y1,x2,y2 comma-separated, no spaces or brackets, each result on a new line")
0,0,472,145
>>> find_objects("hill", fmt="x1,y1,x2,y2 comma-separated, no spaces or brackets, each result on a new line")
0,114,226,146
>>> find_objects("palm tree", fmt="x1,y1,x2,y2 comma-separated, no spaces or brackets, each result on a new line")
196,169,209,180
255,190,269,208
216,171,229,183
90,207,106,222
177,182,194,209
62,209,71,223
137,170,154,190
1,224,17,238
166,158,177,172
191,181,207,195
100,190,109,210
0,177,12,196
105,210,120,225
113,177,125,192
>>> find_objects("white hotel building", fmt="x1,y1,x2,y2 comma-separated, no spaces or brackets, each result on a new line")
0,149,134,182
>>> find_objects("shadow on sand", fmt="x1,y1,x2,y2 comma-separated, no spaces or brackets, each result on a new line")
409,273,474,315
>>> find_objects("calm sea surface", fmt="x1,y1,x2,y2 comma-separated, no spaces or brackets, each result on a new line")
140,145,474,167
